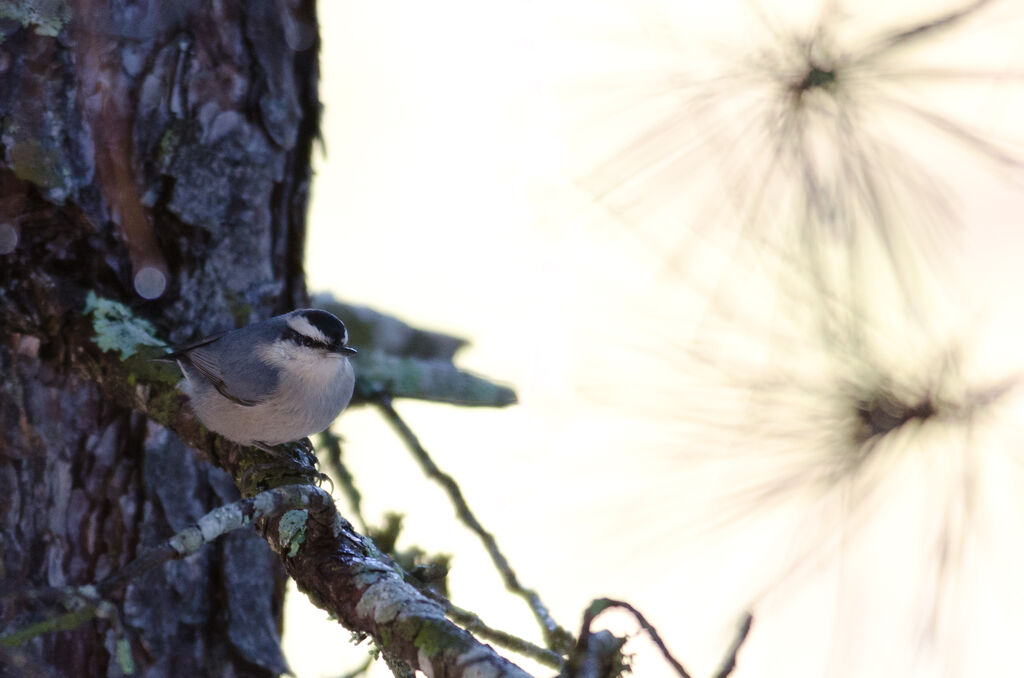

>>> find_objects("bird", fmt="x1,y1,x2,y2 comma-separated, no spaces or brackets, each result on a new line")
160,308,357,454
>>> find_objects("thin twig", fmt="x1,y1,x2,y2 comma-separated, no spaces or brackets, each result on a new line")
0,586,130,664
318,429,370,532
441,597,565,669
376,396,574,653
580,598,692,678
712,613,753,678
0,603,99,648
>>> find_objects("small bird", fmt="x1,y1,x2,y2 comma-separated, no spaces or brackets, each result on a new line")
162,309,357,452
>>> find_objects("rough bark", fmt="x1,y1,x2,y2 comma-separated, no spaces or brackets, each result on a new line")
0,1,319,675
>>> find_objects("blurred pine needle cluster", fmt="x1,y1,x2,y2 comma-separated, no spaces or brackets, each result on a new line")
566,1,1024,674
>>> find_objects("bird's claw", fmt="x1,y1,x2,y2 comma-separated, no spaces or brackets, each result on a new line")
246,438,329,490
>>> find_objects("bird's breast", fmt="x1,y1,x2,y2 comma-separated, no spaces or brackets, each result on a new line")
278,356,354,421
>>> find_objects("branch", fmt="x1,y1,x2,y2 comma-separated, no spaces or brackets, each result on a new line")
376,396,574,653
1,481,535,678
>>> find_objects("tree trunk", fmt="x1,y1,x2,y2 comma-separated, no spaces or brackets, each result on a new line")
0,2,319,675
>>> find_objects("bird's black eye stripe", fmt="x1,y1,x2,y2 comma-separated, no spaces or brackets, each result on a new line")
283,328,327,349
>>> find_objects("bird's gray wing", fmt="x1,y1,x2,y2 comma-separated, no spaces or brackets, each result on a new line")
170,332,279,407
156,332,225,364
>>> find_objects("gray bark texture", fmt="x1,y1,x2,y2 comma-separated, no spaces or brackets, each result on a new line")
0,1,319,676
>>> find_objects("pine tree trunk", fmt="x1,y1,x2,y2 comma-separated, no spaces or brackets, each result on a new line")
0,2,319,675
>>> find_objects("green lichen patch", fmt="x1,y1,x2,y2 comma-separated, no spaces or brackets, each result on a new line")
7,136,65,190
412,621,449,658
278,509,308,558
85,291,165,360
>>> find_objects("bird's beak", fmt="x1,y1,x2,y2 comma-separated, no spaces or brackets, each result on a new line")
337,346,358,356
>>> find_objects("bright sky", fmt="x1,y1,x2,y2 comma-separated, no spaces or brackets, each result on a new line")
287,2,1024,676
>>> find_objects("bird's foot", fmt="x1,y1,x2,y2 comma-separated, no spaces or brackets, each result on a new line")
246,438,330,490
